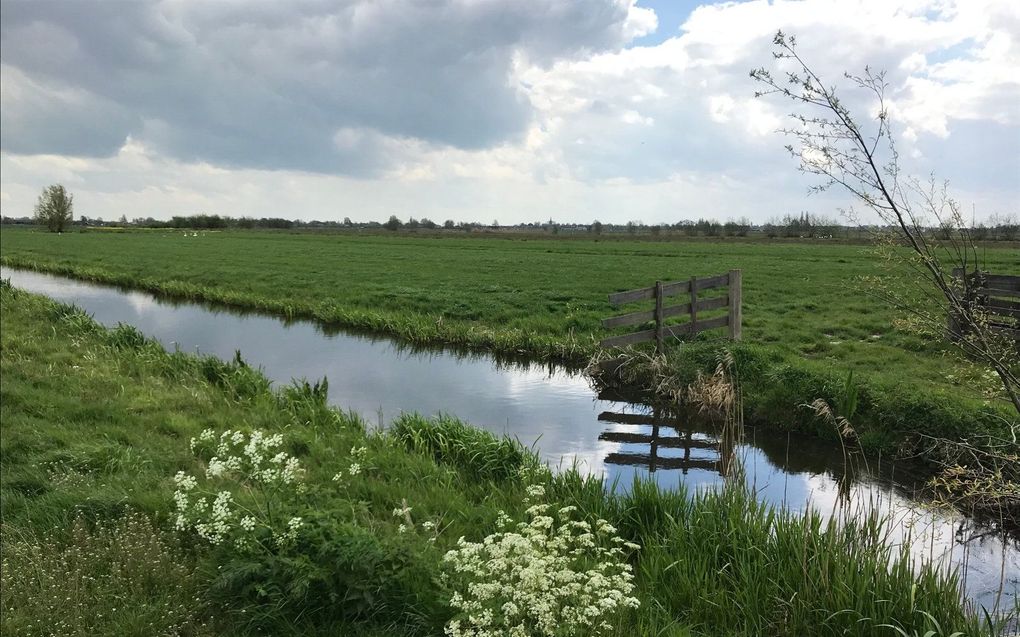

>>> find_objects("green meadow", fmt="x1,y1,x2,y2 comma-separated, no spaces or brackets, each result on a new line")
1,227,1016,450
0,282,992,636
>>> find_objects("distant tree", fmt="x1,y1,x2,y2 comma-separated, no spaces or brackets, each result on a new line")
444,219,456,229
734,217,751,236
591,220,603,235
33,184,74,232
676,220,697,237
342,217,353,227
383,215,403,231
420,217,437,229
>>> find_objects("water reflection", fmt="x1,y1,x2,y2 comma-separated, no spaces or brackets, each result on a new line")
597,407,731,475
2,267,1016,610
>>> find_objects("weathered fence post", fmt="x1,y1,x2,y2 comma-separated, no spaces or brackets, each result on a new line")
689,275,698,338
728,269,742,341
947,267,964,341
654,280,664,355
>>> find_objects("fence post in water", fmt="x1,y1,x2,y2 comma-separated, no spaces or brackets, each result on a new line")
654,280,665,355
689,276,698,340
728,269,742,341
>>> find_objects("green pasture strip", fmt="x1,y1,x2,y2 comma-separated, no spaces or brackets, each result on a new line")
0,283,988,636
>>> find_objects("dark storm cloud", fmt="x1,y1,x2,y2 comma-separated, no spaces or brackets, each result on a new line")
0,0,642,173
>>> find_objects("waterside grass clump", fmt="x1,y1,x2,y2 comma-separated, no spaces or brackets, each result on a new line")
0,281,1010,636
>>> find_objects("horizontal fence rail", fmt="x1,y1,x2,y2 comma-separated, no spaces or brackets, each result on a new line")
949,268,1020,342
601,269,742,353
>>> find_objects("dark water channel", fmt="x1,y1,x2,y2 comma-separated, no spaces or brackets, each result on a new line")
3,268,1017,611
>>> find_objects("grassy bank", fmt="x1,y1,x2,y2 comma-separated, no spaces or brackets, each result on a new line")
1,282,999,636
2,227,1016,454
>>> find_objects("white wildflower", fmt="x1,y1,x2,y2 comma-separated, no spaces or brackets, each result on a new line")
206,457,227,478
171,428,307,553
443,498,639,636
524,484,545,500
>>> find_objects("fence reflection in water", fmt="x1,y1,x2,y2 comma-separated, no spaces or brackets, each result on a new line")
597,405,740,478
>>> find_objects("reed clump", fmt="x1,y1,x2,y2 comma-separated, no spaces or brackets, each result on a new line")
391,413,543,482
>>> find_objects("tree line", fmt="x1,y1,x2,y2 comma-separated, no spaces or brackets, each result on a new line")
5,183,1017,241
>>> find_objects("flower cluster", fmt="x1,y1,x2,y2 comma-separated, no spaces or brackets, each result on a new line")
332,446,368,483
173,429,305,550
443,495,640,637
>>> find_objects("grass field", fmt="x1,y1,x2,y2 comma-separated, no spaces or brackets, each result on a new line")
2,226,1016,448
1,282,993,636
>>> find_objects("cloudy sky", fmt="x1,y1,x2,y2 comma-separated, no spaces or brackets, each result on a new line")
1,0,1017,225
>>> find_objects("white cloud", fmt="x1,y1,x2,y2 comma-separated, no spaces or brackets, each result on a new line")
1,0,1017,224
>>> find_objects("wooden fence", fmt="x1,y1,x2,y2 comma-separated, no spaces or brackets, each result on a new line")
601,269,742,353
949,268,1020,341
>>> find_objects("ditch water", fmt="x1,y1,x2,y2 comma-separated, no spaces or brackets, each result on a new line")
3,267,1017,611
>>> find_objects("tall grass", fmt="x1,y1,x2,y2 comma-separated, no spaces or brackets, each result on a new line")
391,413,541,481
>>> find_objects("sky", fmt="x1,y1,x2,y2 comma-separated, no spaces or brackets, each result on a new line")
1,0,1018,225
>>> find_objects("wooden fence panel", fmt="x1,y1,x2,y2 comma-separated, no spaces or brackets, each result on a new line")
601,269,741,352
949,268,1020,342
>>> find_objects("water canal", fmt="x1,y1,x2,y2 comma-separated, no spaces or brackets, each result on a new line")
3,267,1016,611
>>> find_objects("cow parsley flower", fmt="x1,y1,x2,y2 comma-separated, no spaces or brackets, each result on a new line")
393,505,413,518
172,428,306,553
443,497,640,636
